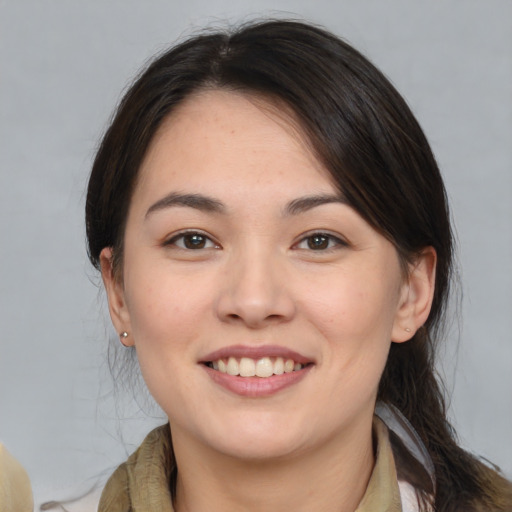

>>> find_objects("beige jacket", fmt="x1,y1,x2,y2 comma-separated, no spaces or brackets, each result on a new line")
98,418,407,512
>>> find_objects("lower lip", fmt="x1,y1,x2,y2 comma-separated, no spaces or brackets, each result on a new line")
202,365,312,397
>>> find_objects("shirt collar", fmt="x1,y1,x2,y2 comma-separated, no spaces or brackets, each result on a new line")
99,417,404,511
356,417,403,511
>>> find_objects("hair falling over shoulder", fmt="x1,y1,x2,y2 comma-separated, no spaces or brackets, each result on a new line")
380,331,512,511
85,20,512,511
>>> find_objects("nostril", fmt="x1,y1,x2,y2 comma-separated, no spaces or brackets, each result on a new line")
215,283,296,327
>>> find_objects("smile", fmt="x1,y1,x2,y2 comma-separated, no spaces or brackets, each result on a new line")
200,345,314,396
205,357,306,378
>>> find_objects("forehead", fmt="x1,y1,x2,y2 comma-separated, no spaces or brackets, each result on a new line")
134,89,337,203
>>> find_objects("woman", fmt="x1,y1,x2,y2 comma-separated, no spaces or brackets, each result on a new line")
86,20,511,512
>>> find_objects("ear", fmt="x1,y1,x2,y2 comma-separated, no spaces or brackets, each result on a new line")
391,247,436,343
100,247,134,346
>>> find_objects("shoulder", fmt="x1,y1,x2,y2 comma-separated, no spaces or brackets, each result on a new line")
98,424,173,512
98,461,132,512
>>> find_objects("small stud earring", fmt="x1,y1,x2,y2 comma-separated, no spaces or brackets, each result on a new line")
119,332,129,346
404,327,412,333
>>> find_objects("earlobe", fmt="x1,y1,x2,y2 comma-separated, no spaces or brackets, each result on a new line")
391,247,437,343
100,247,134,346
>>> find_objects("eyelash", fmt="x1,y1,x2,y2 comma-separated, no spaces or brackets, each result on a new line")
293,232,348,252
164,230,347,252
164,231,220,250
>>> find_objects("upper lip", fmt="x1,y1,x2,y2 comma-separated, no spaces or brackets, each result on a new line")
200,345,313,365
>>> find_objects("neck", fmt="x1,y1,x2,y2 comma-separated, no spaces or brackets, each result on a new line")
172,420,375,512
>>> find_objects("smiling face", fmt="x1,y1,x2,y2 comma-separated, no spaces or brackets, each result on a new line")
101,89,434,462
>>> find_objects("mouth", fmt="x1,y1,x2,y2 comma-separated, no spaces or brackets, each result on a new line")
203,356,311,378
199,345,314,397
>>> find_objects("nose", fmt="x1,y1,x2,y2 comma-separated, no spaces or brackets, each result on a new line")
214,249,296,329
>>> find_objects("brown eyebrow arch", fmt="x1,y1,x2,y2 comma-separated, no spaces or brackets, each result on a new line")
145,192,226,218
284,194,348,216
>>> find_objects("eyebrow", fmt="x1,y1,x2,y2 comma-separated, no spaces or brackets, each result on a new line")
283,193,348,215
145,192,226,218
145,191,348,219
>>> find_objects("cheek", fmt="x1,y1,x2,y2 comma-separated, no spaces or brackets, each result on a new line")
123,272,206,411
302,268,400,394
304,275,399,342
124,258,212,337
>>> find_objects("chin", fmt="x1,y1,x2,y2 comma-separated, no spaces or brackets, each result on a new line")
200,415,312,462
215,435,305,462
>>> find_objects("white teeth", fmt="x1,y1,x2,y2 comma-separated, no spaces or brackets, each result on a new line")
239,357,256,377
274,357,284,375
212,356,305,377
284,359,295,373
255,357,273,378
226,357,239,376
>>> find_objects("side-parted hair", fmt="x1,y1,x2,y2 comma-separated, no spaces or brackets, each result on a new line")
86,20,511,511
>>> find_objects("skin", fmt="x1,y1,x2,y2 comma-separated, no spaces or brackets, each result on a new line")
101,89,436,512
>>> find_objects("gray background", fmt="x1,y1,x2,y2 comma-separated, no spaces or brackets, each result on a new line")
1,1,511,508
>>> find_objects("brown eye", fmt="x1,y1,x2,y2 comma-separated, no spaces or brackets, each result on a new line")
167,232,218,250
294,232,346,251
307,234,330,250
183,234,207,249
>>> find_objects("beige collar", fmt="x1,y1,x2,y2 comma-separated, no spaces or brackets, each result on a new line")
98,417,403,512
356,417,402,511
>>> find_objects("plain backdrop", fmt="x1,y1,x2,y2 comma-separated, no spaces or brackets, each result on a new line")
1,0,511,509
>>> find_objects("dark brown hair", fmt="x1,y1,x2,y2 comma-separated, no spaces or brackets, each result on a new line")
86,20,511,511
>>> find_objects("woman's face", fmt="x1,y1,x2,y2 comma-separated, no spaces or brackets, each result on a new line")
102,89,427,461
